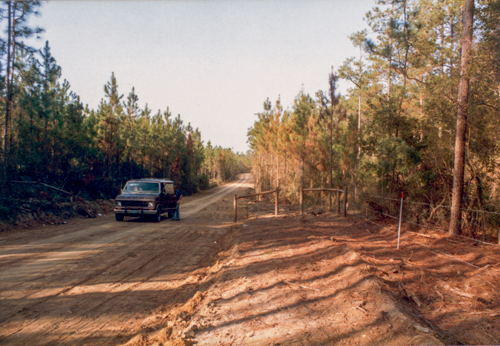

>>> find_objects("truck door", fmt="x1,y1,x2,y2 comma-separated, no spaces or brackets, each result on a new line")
165,183,176,209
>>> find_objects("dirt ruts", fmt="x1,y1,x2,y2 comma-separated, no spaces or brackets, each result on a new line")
2,173,498,345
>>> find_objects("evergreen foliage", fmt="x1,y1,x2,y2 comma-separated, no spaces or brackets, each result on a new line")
248,0,500,225
0,2,249,201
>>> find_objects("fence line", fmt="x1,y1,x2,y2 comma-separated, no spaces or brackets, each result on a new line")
403,199,500,216
403,200,451,208
235,185,500,248
233,188,279,222
366,208,400,221
363,202,499,248
400,218,498,248
300,187,346,216
360,192,500,216
356,194,500,248
359,193,399,202
235,186,494,271
360,217,483,270
311,194,488,270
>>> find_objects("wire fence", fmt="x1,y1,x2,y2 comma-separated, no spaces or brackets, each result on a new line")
351,192,500,247
361,217,484,269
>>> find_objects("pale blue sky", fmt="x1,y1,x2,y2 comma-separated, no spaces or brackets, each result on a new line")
30,1,374,153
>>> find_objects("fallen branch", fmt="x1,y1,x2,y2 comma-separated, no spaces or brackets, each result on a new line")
407,290,422,307
474,264,490,274
413,324,431,333
399,283,422,307
7,181,72,196
355,305,368,313
442,284,474,299
413,233,432,238
427,196,447,222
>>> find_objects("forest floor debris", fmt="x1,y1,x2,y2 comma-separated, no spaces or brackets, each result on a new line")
0,198,114,232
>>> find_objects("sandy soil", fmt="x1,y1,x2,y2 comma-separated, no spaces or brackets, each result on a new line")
0,173,499,345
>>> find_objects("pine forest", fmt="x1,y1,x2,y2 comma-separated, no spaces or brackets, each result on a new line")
0,2,250,212
247,0,500,239
1,0,500,241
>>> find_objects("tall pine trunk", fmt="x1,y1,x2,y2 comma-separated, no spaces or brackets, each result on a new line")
2,2,12,179
450,0,474,235
276,153,279,188
329,110,333,211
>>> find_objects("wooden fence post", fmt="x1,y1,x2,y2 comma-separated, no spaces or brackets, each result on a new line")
337,189,340,215
397,192,404,249
234,194,237,223
275,188,279,216
300,188,304,215
343,186,348,217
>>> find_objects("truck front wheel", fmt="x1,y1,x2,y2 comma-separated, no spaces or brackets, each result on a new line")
153,207,162,223
115,213,124,221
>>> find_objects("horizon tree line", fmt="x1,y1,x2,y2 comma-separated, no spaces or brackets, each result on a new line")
0,1,249,201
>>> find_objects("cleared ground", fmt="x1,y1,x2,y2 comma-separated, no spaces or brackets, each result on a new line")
0,173,498,345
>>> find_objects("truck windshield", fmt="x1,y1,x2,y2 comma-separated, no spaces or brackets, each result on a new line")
123,182,160,194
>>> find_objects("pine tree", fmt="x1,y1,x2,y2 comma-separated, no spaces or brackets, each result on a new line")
449,0,475,235
1,1,44,179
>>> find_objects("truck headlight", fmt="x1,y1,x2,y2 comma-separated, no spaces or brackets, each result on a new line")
116,201,122,206
148,202,155,208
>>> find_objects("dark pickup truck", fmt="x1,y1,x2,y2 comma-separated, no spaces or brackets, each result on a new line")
114,178,177,222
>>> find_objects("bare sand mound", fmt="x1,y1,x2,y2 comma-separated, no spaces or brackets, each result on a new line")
131,214,443,346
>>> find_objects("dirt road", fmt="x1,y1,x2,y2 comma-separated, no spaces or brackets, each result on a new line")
0,174,253,345
1,173,498,345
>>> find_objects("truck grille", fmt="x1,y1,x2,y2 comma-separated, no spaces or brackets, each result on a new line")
121,201,149,207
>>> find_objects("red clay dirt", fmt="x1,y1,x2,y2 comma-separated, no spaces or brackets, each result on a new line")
0,173,499,345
